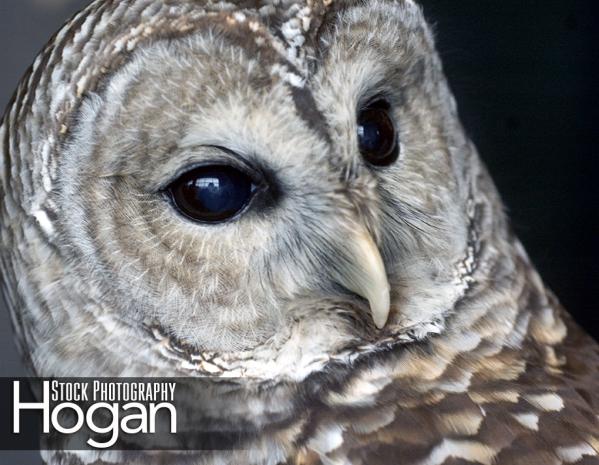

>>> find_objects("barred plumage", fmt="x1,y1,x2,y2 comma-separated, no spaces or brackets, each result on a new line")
1,1,597,464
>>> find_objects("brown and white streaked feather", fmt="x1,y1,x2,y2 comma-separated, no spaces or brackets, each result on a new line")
1,1,597,465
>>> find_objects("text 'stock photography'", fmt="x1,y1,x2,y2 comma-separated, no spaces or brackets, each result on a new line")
0,1,597,465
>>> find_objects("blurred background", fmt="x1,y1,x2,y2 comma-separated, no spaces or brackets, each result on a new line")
1,0,597,370
424,0,598,338
0,2,597,460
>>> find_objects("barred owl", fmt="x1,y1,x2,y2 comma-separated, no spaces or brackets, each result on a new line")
1,0,598,464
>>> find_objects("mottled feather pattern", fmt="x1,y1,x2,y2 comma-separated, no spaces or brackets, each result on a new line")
287,284,599,465
1,0,598,464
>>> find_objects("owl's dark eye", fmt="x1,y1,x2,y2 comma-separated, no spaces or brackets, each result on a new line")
357,99,399,166
167,165,257,223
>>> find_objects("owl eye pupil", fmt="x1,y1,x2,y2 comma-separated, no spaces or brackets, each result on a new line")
357,100,399,166
167,165,256,223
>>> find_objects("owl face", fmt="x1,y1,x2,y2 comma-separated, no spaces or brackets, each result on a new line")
53,0,474,356
2,0,489,377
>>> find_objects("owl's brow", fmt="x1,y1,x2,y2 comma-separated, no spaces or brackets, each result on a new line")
288,84,332,145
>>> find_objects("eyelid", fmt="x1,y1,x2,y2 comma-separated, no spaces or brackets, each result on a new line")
357,86,399,114
155,145,265,192
365,98,391,110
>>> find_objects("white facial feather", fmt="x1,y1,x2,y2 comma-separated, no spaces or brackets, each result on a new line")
2,1,597,465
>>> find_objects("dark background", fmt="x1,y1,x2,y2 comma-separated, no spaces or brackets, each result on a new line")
0,1,597,463
422,0,598,339
0,0,597,395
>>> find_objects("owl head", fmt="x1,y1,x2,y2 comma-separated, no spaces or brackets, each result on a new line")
1,0,508,378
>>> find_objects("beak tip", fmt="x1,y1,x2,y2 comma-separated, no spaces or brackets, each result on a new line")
331,227,392,330
373,316,389,330
370,287,391,330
